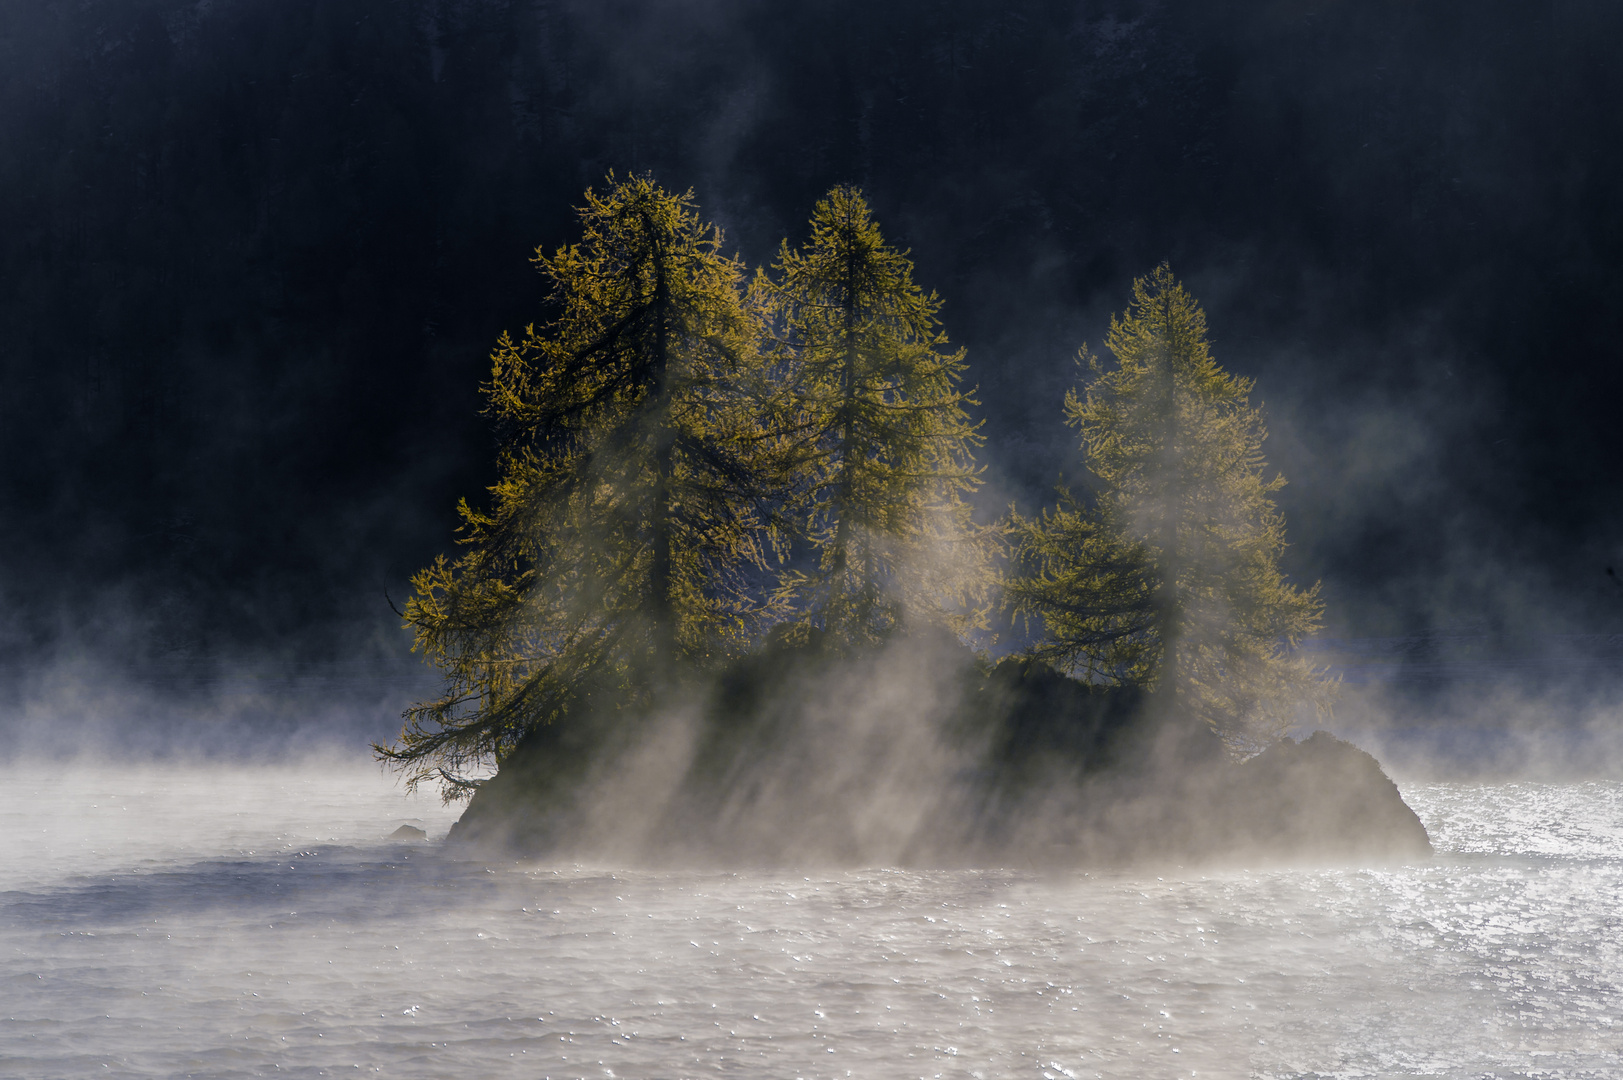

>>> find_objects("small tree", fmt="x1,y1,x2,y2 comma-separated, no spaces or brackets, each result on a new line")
1009,264,1332,753
378,175,787,797
756,186,988,647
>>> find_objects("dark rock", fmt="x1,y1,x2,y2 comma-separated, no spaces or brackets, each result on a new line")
388,824,428,841
1219,731,1433,861
446,646,1431,867
445,706,632,852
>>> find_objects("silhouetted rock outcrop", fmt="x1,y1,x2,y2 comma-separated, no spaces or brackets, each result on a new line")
447,643,1431,866
1220,731,1433,860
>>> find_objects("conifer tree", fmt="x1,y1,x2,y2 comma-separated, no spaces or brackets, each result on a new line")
377,175,786,797
1008,265,1332,753
756,186,987,647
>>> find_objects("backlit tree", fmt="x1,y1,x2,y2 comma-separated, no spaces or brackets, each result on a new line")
1008,264,1333,753
756,186,989,647
377,175,788,797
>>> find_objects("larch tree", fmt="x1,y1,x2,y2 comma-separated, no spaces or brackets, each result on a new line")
1008,264,1333,754
756,186,988,648
377,175,789,798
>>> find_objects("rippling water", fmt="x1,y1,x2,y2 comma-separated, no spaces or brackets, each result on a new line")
3,760,1620,1078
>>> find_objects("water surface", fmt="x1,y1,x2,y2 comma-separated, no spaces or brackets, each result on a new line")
3,762,1619,1078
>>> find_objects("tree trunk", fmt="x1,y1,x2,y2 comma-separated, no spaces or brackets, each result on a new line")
832,227,860,601
647,240,678,677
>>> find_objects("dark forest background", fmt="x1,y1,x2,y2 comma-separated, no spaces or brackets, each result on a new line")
2,0,1621,698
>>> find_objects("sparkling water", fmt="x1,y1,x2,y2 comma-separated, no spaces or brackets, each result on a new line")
2,760,1619,1078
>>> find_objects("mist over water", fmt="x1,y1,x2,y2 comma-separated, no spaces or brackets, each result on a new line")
5,759,1620,1078
3,2,1622,1074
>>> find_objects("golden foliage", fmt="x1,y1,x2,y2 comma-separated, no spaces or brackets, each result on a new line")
376,175,791,797
1009,264,1334,753
756,186,992,647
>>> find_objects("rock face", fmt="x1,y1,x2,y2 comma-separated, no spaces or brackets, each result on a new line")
1220,731,1433,861
446,649,1431,866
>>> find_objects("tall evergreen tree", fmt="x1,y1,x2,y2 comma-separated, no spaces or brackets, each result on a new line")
378,175,786,797
1009,265,1332,753
757,186,988,647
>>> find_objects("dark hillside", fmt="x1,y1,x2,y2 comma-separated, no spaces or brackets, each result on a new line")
2,0,1620,671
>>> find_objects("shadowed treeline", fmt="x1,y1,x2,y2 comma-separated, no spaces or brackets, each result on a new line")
2,0,1621,681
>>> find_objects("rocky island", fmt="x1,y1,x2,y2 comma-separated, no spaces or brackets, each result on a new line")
377,187,1429,870
445,644,1430,867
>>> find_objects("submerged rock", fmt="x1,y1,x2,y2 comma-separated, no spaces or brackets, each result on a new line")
446,645,1431,867
388,824,428,841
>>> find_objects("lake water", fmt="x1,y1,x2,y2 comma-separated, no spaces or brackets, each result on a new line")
2,759,1619,1078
